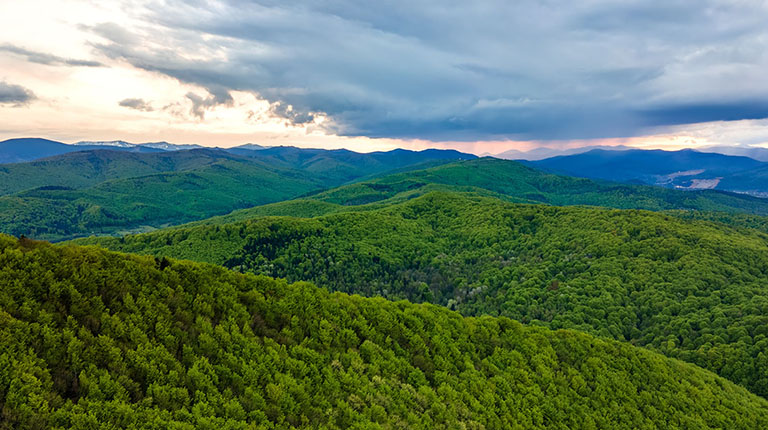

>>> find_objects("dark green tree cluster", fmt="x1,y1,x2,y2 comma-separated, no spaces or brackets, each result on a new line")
2,235,768,428
79,191,768,398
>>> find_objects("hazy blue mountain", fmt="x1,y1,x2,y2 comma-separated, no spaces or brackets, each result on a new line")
0,137,164,163
697,146,768,162
0,138,75,163
718,165,768,197
495,145,634,160
75,140,203,151
230,143,268,151
528,148,765,191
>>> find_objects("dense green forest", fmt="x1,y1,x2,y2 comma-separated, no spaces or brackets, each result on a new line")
3,235,768,428
78,191,768,398
0,150,329,241
308,158,768,213
231,146,477,184
192,157,768,229
0,147,472,241
0,149,231,196
7,154,768,242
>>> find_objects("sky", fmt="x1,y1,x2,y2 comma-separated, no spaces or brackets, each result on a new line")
1,0,768,154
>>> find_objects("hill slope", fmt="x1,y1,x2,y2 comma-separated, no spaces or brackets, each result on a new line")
2,235,767,428
309,157,768,214
0,150,329,240
0,149,244,195
0,147,478,241
77,191,768,397
165,157,768,230
227,146,477,183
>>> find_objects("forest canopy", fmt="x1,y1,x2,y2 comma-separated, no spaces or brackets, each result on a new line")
77,191,768,398
2,235,768,428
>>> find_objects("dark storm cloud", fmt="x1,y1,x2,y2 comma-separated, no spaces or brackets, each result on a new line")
86,0,768,140
0,81,36,106
118,98,154,112
638,102,768,126
0,44,102,67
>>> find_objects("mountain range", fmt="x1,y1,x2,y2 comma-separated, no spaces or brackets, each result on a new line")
0,137,166,164
528,148,768,196
492,144,635,160
6,136,768,426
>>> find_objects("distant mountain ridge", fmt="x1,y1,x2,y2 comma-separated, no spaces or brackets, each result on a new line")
75,140,204,151
698,145,768,162
0,137,473,166
0,137,163,163
494,145,634,160
529,148,768,195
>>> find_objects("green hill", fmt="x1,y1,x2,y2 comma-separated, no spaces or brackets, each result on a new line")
0,153,327,241
2,235,767,429
171,157,768,233
231,146,477,184
77,191,768,397
0,148,477,241
0,149,232,196
310,157,768,213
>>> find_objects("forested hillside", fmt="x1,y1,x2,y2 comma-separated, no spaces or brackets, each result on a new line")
160,157,768,233
0,147,473,241
308,158,768,214
0,152,326,241
3,235,767,428
6,154,768,242
78,191,768,397
718,164,768,196
230,146,476,183
0,149,239,195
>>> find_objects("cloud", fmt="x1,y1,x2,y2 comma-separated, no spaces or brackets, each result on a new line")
185,89,233,119
0,81,36,106
82,0,768,140
269,101,316,125
118,98,154,112
0,44,102,67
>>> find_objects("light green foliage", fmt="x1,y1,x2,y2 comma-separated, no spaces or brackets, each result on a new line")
181,199,346,227
78,191,768,397
2,235,767,428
